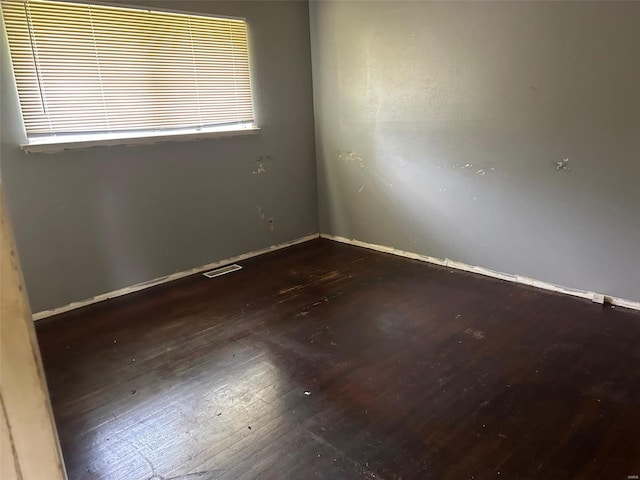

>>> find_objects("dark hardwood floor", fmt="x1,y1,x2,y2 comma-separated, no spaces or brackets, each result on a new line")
36,239,640,480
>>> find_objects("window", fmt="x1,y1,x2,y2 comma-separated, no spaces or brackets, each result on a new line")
1,0,257,151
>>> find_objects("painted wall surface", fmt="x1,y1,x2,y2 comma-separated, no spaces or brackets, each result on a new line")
310,1,640,301
1,1,318,312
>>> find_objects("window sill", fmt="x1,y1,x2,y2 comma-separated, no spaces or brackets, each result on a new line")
21,124,260,154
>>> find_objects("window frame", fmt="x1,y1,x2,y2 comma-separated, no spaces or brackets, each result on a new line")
0,0,260,153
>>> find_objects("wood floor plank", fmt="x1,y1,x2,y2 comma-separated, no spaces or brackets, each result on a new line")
36,239,640,480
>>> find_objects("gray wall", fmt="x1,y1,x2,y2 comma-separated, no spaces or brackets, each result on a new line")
310,1,640,302
1,1,318,313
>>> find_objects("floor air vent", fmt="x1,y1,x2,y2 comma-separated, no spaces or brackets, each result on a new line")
202,264,242,279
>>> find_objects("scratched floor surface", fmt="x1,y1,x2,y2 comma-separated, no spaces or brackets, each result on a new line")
36,239,640,480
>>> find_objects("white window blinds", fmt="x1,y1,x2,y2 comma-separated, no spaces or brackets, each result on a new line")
1,0,255,137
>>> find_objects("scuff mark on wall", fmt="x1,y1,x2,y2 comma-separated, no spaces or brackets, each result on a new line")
252,155,270,174
358,185,365,193
555,158,570,171
256,205,275,231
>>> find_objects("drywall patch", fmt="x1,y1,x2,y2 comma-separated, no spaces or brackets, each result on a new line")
555,158,570,171
454,163,493,175
338,150,364,168
256,205,275,232
252,155,270,174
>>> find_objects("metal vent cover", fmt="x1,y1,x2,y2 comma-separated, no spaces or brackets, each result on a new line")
202,264,242,278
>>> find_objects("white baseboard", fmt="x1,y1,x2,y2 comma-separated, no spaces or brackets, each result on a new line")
320,234,640,312
32,232,639,320
32,233,320,321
